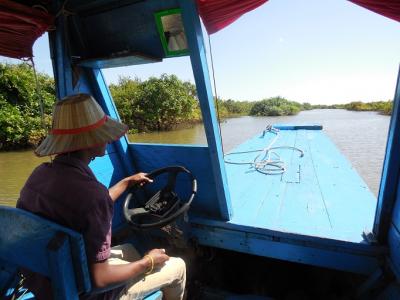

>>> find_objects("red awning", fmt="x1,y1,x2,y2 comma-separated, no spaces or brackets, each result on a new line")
197,0,268,34
197,0,400,35
350,0,400,23
0,0,53,59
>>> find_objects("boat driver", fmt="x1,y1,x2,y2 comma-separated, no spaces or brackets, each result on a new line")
17,93,186,300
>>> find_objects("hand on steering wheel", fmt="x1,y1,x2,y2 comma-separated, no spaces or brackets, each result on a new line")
123,166,196,229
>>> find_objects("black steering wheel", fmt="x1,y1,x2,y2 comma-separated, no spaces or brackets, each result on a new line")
123,166,197,229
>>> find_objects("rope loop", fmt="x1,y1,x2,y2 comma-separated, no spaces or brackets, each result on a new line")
224,124,304,175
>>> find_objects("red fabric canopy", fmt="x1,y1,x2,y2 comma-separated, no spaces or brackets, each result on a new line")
197,0,267,34
350,0,400,23
0,0,53,59
197,0,399,35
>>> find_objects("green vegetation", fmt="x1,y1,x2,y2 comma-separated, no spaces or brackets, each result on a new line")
343,101,392,115
0,63,55,150
216,98,253,117
110,74,200,132
310,104,344,109
250,97,302,116
110,76,254,132
0,62,393,150
311,101,393,115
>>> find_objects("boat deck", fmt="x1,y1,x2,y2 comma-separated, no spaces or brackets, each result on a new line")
224,124,376,243
190,125,380,274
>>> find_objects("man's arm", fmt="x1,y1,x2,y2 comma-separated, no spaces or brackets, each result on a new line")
91,249,168,288
108,172,153,202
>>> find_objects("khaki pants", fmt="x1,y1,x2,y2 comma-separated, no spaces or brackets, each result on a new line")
109,244,186,300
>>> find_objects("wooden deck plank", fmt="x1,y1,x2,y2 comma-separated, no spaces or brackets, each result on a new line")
306,131,376,241
251,131,301,228
224,131,279,209
225,130,295,225
224,126,376,243
268,130,333,235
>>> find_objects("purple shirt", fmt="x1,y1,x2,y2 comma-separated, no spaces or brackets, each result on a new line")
17,155,121,300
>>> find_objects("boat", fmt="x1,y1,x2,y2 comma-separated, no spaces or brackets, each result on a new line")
1,0,400,299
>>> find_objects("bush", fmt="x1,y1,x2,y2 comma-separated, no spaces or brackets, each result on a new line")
110,74,199,132
250,97,302,116
0,63,55,150
344,100,393,115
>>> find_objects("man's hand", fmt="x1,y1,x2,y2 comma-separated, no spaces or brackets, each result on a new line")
146,248,170,268
109,172,153,202
91,249,168,289
125,172,153,187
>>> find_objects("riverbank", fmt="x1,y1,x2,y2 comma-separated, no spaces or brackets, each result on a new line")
0,110,390,206
312,101,392,115
1,63,392,150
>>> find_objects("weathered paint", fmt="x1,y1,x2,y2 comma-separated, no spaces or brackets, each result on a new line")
188,126,381,274
190,222,381,275
78,54,161,69
0,206,163,299
130,144,222,218
222,127,376,242
375,66,400,243
0,207,90,296
179,0,232,220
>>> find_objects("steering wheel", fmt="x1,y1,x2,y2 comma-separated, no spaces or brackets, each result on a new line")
123,166,197,229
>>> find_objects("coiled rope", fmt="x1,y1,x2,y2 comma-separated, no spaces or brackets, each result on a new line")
224,125,304,175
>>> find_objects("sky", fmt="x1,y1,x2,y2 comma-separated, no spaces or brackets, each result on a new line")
1,0,400,104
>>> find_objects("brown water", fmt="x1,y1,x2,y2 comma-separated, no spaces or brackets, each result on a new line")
0,109,390,206
0,151,48,206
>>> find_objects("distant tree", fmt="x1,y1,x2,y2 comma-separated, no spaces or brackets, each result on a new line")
110,74,200,132
221,99,253,115
344,100,393,115
302,102,313,110
136,74,198,131
250,96,301,116
109,76,141,131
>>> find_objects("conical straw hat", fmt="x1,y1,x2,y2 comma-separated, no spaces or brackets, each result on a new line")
35,93,128,157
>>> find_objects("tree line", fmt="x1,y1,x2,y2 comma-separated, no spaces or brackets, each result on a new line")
311,101,392,115
0,63,55,150
0,62,393,150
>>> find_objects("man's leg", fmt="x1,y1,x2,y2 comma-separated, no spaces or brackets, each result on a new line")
110,244,186,300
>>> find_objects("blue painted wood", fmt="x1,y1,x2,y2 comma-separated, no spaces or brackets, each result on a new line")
387,223,400,279
47,232,79,299
374,66,400,242
86,68,144,229
88,68,135,175
0,260,18,296
78,53,161,69
129,144,222,219
49,0,74,98
0,206,91,294
191,215,386,255
377,283,400,300
89,151,129,229
273,124,322,130
190,223,380,275
0,207,163,298
223,128,376,242
187,127,383,274
70,0,181,60
390,185,400,237
179,0,232,220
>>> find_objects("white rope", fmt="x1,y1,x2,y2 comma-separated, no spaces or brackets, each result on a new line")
224,125,304,175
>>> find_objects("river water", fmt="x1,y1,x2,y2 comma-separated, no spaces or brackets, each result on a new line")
0,109,390,206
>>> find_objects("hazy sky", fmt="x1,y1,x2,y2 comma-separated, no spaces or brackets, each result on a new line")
1,0,399,104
